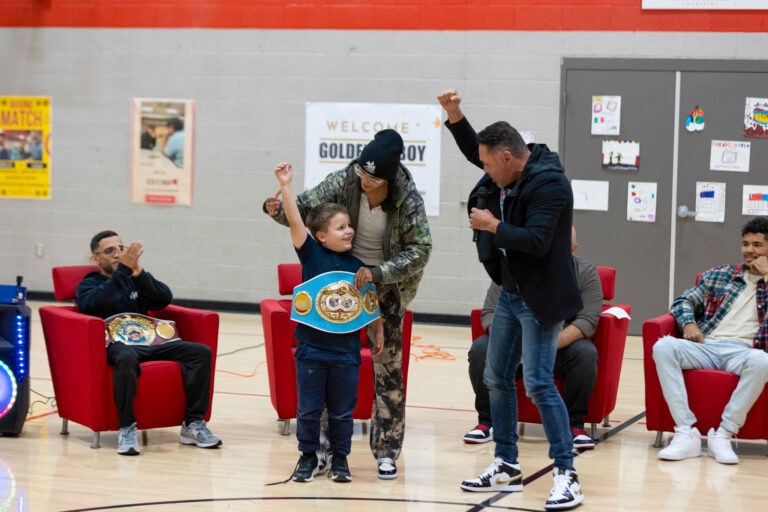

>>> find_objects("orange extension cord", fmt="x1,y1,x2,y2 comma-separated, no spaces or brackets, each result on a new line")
409,336,455,361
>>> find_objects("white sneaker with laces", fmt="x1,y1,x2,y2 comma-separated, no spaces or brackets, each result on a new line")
545,468,583,510
377,457,398,480
707,427,738,464
658,425,701,461
460,457,523,492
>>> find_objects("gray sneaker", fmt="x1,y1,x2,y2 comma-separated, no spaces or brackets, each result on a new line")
117,422,140,456
179,420,222,448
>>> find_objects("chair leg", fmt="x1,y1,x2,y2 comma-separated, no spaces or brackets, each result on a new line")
518,423,525,437
142,430,148,446
90,432,101,449
653,431,664,448
362,420,368,435
60,419,69,436
281,419,291,436
602,415,610,427
591,423,597,439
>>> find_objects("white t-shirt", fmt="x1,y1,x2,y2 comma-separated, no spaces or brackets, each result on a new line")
708,271,762,346
351,193,387,265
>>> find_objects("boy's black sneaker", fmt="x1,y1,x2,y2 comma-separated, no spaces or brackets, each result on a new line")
460,457,523,492
545,468,584,510
292,453,319,482
329,454,352,482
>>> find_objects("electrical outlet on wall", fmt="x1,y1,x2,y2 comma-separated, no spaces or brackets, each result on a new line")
35,243,44,258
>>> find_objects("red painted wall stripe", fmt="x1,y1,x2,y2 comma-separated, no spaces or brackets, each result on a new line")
2,1,767,32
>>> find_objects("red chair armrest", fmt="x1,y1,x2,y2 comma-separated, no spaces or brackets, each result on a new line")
470,309,486,341
642,313,680,430
261,299,299,419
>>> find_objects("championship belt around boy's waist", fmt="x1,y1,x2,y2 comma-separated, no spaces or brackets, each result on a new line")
104,313,181,347
290,271,380,334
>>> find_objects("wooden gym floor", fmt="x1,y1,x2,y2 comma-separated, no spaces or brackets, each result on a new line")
2,301,766,511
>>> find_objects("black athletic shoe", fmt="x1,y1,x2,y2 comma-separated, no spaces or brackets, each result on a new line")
292,453,319,482
545,468,584,510
460,457,523,492
329,454,352,482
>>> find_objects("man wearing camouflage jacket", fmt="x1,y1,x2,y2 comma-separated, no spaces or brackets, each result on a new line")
264,129,432,479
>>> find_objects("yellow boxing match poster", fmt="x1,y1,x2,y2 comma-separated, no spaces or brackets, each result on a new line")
0,97,51,199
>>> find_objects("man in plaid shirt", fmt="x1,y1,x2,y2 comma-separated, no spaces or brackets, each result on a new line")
653,217,768,465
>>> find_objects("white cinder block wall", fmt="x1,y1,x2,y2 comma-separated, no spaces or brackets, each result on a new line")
2,29,767,315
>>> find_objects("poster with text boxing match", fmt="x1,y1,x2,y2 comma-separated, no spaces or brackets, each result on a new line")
130,98,194,206
0,97,51,200
305,102,442,216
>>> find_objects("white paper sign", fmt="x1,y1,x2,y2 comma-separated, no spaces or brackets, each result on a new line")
627,182,657,222
742,185,768,216
695,182,726,223
710,140,751,172
644,0,768,9
591,95,621,136
571,179,609,211
305,102,442,216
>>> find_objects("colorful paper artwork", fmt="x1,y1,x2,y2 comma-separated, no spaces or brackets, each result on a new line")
627,182,657,223
710,140,751,173
591,95,621,136
602,140,639,171
695,182,726,223
744,97,768,138
685,106,705,132
742,185,768,216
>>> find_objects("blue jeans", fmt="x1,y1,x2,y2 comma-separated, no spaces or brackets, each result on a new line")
295,344,360,456
484,290,574,470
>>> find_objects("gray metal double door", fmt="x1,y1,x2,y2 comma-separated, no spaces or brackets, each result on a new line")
560,59,768,333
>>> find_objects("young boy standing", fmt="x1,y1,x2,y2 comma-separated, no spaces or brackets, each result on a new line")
274,162,384,483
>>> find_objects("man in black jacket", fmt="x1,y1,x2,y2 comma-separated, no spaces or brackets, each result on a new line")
76,230,221,455
439,89,583,511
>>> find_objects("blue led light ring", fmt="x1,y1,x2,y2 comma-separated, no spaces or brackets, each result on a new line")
0,360,18,419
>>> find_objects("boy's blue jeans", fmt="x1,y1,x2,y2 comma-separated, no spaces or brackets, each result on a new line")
484,290,574,470
295,343,360,456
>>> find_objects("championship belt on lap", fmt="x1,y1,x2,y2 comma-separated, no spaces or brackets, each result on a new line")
290,271,380,334
104,313,181,347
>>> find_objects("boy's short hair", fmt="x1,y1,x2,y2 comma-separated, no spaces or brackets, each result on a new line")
306,203,349,240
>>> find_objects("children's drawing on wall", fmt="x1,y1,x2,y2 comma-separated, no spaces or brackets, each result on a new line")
685,105,705,132
742,185,768,216
602,140,639,170
695,181,726,223
744,97,768,138
591,95,621,136
627,182,657,223
710,140,750,172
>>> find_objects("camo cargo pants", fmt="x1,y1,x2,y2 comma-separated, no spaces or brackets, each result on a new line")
369,283,406,461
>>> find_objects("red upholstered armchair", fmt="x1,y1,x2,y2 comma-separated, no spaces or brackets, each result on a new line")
470,267,631,437
261,263,412,435
643,274,768,446
39,265,219,448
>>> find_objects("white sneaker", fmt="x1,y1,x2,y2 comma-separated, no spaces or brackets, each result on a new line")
460,457,523,492
707,427,738,464
658,426,701,461
545,468,584,510
377,457,398,480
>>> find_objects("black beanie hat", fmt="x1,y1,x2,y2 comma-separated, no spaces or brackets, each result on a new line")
357,129,403,181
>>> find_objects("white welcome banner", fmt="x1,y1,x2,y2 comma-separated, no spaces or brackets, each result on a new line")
305,102,442,216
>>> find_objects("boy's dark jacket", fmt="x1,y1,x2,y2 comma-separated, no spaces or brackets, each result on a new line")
448,117,582,325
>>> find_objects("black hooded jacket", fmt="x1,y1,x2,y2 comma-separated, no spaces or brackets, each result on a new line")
447,117,582,325
75,263,172,319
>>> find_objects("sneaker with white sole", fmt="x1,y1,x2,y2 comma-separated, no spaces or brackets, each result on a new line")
658,425,701,461
329,454,352,482
179,420,222,448
707,427,738,464
292,452,320,482
545,468,584,510
377,457,398,480
571,428,595,450
463,424,493,444
460,457,523,492
117,422,140,456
